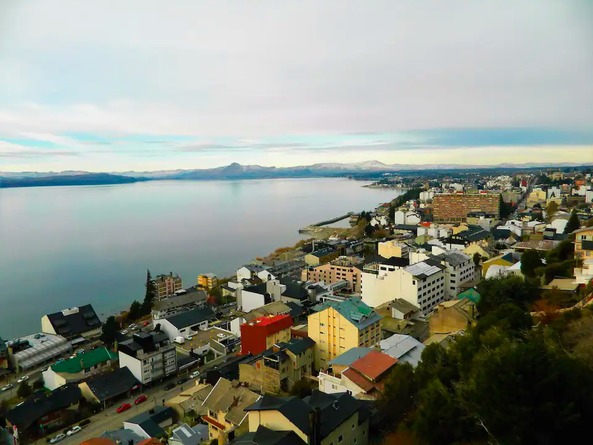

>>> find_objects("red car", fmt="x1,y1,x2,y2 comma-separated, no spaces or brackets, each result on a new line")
116,403,131,413
134,395,147,405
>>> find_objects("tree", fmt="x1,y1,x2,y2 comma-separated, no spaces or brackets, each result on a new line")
100,316,119,346
17,381,32,399
477,275,537,315
472,252,481,267
128,300,143,321
546,201,559,221
142,269,157,314
499,194,513,219
289,378,314,398
520,249,543,277
564,209,581,234
377,363,418,427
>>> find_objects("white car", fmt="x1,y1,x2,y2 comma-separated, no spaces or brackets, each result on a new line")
66,426,81,436
1,384,13,391
189,370,200,379
49,433,66,443
185,335,193,341
120,329,129,335
16,375,29,383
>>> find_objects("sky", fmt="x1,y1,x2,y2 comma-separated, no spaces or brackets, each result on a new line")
1,0,592,172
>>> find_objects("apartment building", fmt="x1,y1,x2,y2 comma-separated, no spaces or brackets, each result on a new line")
197,273,218,290
154,273,183,298
432,193,500,222
118,332,177,384
308,298,382,370
301,256,363,293
378,240,409,259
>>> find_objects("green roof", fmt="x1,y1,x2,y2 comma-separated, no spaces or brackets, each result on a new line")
458,288,481,304
51,347,117,374
313,298,381,330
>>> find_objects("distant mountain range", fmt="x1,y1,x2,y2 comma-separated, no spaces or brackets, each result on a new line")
1,160,591,188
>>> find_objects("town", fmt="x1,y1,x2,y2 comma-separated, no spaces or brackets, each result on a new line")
1,166,593,445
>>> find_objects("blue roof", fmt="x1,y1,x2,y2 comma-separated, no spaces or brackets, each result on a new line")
329,347,372,366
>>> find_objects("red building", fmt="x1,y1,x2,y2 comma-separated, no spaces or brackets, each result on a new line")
240,314,293,356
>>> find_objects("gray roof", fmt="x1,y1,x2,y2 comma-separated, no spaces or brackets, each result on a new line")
405,261,444,279
101,429,144,445
283,337,315,356
329,347,372,366
380,334,426,367
245,395,312,434
166,306,216,329
85,366,140,402
171,423,208,445
390,298,420,315
202,377,261,426
124,406,174,438
153,288,207,311
438,250,471,267
44,304,101,338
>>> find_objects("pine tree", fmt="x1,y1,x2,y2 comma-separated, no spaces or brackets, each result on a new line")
142,269,157,314
564,209,581,234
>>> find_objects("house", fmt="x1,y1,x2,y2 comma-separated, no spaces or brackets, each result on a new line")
157,306,216,341
204,355,255,386
41,305,102,340
151,287,208,320
79,366,140,409
232,426,305,445
318,350,397,400
239,337,315,394
99,429,145,445
123,406,175,439
513,240,560,253
374,301,429,342
429,299,478,335
390,298,423,321
302,256,364,293
379,334,425,367
5,384,83,441
154,272,183,298
304,247,339,267
430,250,478,299
43,347,118,390
243,391,370,445
118,332,177,384
8,332,71,372
278,277,311,306
170,423,209,445
237,282,280,312
240,314,293,356
308,298,382,369
165,381,213,417
236,264,275,283
201,377,261,444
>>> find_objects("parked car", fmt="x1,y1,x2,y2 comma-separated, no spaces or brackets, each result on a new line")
120,329,128,335
49,433,66,444
16,375,29,383
116,403,132,413
1,384,13,392
79,419,91,427
189,370,200,379
164,382,175,391
185,335,193,341
134,394,148,405
66,426,81,436
131,383,141,391
176,377,189,385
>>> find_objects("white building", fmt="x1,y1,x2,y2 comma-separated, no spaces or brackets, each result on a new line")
236,265,275,283
118,332,177,384
156,307,216,341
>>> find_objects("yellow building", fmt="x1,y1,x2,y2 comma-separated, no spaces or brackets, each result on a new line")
197,273,218,290
482,252,515,276
308,298,382,370
243,391,370,445
575,227,593,259
378,240,409,259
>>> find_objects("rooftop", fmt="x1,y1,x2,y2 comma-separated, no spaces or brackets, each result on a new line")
44,304,101,337
165,306,216,329
349,350,397,381
329,347,373,367
84,366,140,402
390,298,421,316
152,288,207,312
380,333,426,367
51,347,117,374
312,298,381,330
202,377,261,426
124,406,174,438
405,261,444,279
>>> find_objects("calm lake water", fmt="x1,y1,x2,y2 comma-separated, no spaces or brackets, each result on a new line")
0,178,401,339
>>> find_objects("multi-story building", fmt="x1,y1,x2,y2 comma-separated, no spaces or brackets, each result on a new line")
301,256,363,293
151,286,207,320
240,314,293,356
243,391,370,445
197,273,218,290
41,305,102,340
118,332,177,384
378,240,409,259
361,258,446,314
0,337,8,371
432,193,500,222
155,272,183,298
574,227,593,284
308,298,382,370
423,250,477,299
304,247,340,266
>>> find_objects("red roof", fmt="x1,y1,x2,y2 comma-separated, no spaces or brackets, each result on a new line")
342,368,375,392
203,415,226,430
350,350,397,381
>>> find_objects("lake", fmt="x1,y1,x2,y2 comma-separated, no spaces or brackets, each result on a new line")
0,178,401,339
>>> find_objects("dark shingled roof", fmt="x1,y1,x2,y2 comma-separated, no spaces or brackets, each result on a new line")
231,426,306,445
283,337,315,355
125,406,174,438
45,304,101,337
245,395,312,434
85,366,140,402
280,278,309,301
285,302,305,319
244,282,268,295
6,384,82,430
166,306,216,329
380,256,410,267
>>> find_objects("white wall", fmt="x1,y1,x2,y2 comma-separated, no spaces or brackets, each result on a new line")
238,289,266,312
42,368,66,391
118,353,143,384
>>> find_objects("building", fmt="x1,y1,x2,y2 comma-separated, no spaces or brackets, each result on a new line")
165,381,213,417
155,273,183,298
43,347,118,390
432,250,477,299
319,350,397,399
482,252,516,276
201,377,261,444
123,406,175,440
574,227,593,284
361,258,446,315
432,193,500,222
429,299,478,335
79,366,140,409
301,256,363,293
236,264,274,283
0,336,10,371
304,247,340,267
157,306,216,341
151,287,208,320
118,332,177,384
379,334,425,367
239,337,315,394
232,426,305,445
5,384,82,441
170,423,209,445
41,305,102,341
240,314,293,356
378,240,409,259
359,257,410,307
198,273,218,290
243,391,370,445
8,333,71,372
308,298,382,369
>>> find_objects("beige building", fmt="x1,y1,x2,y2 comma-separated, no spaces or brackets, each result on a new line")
239,337,315,394
301,256,363,293
197,273,218,290
165,381,212,417
304,248,340,266
243,391,370,445
308,298,382,370
378,240,409,259
201,378,261,444
429,299,477,335
155,273,183,298
574,227,593,285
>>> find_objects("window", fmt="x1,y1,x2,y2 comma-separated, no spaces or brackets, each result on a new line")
338,435,343,443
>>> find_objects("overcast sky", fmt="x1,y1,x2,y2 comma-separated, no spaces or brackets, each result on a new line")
1,0,592,172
